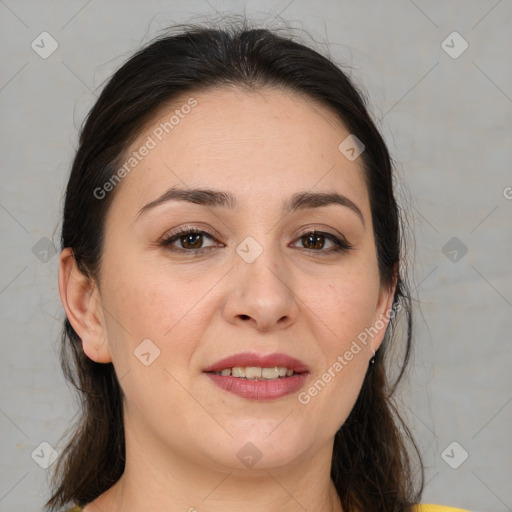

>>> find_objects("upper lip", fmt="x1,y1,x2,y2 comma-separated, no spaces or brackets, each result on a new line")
203,352,309,373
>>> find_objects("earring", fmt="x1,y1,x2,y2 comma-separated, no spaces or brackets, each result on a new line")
369,350,376,366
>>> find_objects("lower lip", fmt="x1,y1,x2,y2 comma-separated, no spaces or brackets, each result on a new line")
205,373,309,400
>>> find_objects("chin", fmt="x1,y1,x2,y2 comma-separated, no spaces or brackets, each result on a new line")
205,429,308,471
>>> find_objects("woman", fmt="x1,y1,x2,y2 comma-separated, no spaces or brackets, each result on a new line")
49,21,469,512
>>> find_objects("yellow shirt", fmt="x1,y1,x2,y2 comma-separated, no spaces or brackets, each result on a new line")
416,507,470,512
65,505,470,511
415,506,470,512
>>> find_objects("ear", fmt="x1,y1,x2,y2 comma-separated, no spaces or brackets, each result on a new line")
370,263,399,354
58,248,112,363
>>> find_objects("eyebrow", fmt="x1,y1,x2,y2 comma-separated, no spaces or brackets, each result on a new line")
136,186,365,226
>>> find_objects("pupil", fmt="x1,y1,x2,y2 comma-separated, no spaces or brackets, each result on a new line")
179,233,326,250
183,233,202,249
304,234,324,250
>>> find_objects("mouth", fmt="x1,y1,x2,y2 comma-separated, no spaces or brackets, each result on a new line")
203,352,310,400
208,365,300,380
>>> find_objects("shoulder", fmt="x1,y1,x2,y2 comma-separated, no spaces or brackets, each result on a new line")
64,504,471,512
63,504,471,512
414,505,472,512
63,504,472,512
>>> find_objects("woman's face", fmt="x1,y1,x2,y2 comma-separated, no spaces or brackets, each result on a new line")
77,87,394,473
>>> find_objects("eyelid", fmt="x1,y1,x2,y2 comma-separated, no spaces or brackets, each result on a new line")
160,224,353,254
160,223,222,243
295,225,344,240
294,225,352,245
292,227,353,251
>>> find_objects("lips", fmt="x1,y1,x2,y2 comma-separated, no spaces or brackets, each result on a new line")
203,352,310,400
203,352,309,374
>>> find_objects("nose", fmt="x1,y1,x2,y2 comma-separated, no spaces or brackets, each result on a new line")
222,244,299,332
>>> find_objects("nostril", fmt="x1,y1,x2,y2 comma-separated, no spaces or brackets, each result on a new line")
240,315,250,320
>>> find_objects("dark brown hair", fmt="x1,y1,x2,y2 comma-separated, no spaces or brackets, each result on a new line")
48,19,423,512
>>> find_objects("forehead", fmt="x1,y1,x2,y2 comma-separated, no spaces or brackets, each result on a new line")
111,86,369,216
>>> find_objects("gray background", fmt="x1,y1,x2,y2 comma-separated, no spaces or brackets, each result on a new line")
1,1,511,511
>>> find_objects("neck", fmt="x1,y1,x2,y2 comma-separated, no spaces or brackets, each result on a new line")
87,421,343,512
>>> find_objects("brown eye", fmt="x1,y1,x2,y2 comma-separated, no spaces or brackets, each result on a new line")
301,233,327,250
179,232,204,249
293,230,353,255
161,229,219,253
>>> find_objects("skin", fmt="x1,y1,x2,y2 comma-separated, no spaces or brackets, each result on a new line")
59,86,396,512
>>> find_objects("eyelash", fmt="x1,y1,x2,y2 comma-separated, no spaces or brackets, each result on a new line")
160,227,354,256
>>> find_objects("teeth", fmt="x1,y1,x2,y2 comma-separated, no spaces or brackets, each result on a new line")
262,367,279,379
231,367,244,378
213,366,296,380
245,366,262,379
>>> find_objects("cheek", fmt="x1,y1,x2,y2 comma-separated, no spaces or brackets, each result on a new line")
295,268,378,418
300,293,372,437
99,257,217,366
320,268,379,346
